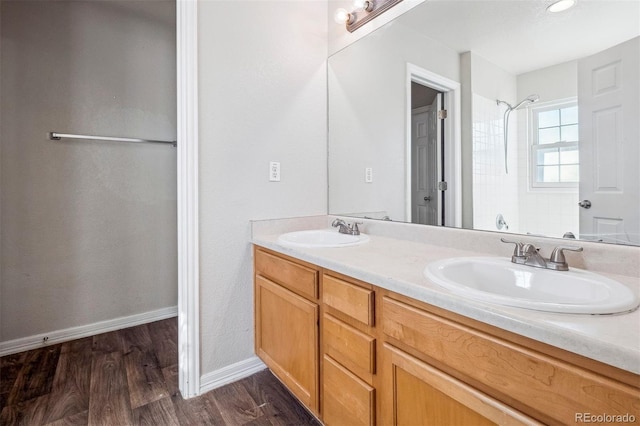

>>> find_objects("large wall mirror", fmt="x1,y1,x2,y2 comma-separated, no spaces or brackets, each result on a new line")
328,0,639,246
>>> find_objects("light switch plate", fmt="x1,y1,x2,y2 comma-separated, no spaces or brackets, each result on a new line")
269,161,281,182
365,167,373,183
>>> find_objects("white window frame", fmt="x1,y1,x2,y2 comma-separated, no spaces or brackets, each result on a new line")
528,98,579,191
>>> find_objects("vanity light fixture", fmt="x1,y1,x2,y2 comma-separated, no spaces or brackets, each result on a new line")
335,0,404,32
547,0,576,13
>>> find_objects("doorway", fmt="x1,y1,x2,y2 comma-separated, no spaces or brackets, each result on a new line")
411,83,444,225
405,64,462,228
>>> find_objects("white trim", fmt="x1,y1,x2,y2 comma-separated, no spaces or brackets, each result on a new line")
177,0,200,399
406,63,462,227
200,357,267,394
0,306,177,357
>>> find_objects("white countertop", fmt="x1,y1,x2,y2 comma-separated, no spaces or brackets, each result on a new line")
253,231,640,375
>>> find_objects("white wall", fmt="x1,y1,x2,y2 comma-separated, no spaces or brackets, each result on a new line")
0,1,177,342
197,1,327,375
328,22,460,221
516,60,579,238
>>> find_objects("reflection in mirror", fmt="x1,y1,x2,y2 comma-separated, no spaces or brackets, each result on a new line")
328,0,640,245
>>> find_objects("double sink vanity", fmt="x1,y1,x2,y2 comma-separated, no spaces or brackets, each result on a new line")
252,216,640,425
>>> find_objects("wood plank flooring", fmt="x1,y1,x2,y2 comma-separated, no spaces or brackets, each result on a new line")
0,318,320,425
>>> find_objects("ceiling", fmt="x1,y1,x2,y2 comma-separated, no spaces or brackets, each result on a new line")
396,0,640,75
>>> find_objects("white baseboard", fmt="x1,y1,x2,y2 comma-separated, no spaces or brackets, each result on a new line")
199,356,267,395
0,305,178,357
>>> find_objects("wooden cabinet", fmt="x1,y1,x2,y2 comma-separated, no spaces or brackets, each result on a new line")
254,248,320,415
381,295,640,425
253,246,640,425
381,343,539,426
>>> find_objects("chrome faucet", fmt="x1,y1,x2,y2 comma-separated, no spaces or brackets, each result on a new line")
501,238,583,271
332,219,362,235
521,243,547,268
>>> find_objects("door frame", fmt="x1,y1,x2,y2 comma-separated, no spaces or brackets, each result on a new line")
177,0,200,399
405,63,462,227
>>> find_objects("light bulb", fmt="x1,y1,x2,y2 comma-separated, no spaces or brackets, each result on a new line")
546,0,576,13
334,8,354,24
354,0,374,12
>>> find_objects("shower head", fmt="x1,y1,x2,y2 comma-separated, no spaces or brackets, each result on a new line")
513,94,540,110
496,93,539,174
497,94,540,111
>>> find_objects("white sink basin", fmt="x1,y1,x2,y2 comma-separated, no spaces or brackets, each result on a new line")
424,257,639,314
278,229,370,248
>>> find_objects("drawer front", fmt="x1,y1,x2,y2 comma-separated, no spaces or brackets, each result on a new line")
324,313,376,381
382,296,640,425
323,274,374,326
323,355,375,426
255,249,318,300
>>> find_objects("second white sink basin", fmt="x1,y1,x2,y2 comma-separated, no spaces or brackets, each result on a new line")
424,257,639,314
278,229,370,248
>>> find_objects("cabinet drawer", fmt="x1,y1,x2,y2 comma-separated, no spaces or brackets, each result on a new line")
324,313,376,381
323,355,375,426
255,249,318,300
382,296,640,425
323,274,374,326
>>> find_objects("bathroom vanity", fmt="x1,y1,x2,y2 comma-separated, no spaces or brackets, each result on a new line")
253,222,640,425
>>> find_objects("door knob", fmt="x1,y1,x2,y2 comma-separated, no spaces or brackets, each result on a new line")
424,196,432,202
578,200,592,209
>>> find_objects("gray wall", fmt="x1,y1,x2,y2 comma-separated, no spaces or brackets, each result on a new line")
0,0,177,342
198,0,328,374
328,22,460,221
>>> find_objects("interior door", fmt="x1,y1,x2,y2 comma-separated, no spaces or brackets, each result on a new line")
577,37,639,245
411,96,440,225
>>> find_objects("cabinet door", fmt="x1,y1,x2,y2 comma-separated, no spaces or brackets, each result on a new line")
381,344,540,426
255,275,319,414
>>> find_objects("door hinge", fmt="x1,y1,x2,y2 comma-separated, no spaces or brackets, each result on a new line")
437,109,448,120
438,181,448,191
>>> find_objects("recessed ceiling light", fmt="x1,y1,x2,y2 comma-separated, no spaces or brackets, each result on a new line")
547,0,577,13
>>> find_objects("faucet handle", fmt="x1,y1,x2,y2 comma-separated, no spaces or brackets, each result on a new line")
500,238,525,257
352,221,363,235
549,245,583,264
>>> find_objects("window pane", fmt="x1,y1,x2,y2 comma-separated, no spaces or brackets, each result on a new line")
560,147,579,164
537,147,559,165
537,165,559,183
539,127,560,144
561,106,578,125
561,124,579,142
560,165,579,182
538,110,559,128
